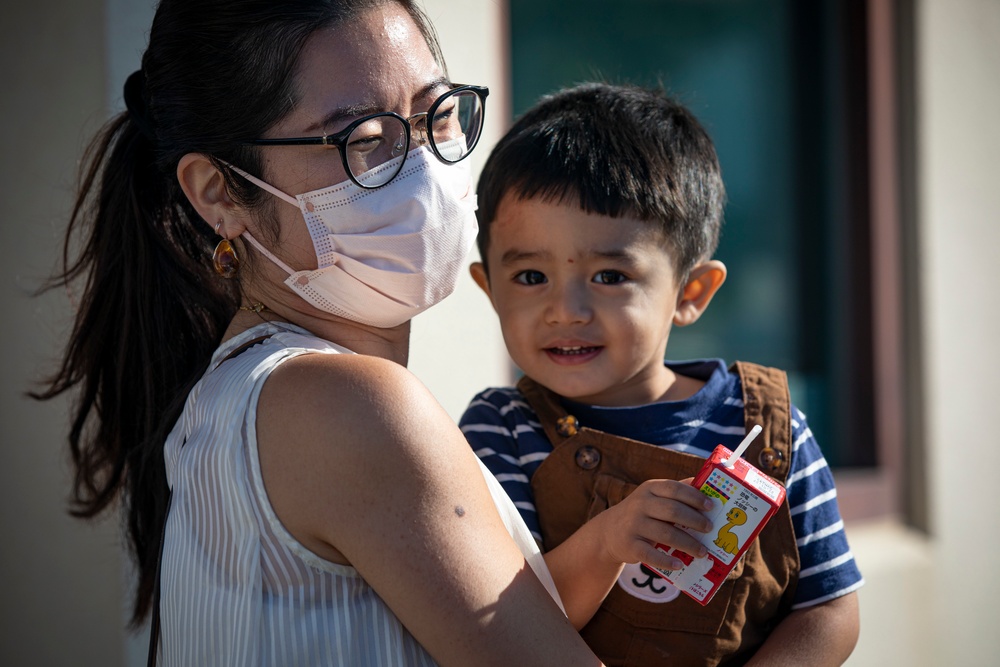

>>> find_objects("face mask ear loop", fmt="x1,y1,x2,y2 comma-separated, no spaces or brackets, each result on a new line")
217,159,301,208
242,231,298,277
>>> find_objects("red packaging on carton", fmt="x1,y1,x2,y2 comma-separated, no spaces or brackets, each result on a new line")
646,443,786,605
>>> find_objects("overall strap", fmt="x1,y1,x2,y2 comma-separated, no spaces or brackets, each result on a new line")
731,361,792,483
517,375,581,448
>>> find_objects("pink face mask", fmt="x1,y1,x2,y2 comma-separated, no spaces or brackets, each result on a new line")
229,142,478,328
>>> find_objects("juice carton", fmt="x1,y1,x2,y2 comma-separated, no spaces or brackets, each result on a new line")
646,426,786,605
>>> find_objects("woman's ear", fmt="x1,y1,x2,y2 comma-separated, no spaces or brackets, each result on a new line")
469,262,496,308
674,260,727,327
176,153,245,238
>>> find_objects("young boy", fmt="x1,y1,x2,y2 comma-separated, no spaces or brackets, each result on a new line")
460,83,863,666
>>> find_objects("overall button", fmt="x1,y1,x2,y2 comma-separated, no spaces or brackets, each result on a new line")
556,415,579,437
575,445,601,470
758,446,786,474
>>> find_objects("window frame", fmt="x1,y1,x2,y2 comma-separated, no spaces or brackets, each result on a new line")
833,0,921,528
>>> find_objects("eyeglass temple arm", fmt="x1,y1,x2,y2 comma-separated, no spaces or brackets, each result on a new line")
246,136,332,146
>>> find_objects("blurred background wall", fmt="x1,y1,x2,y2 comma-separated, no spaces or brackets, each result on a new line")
1,0,997,664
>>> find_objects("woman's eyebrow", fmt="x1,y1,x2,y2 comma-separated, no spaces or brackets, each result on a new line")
414,77,452,103
304,103,383,134
303,77,452,133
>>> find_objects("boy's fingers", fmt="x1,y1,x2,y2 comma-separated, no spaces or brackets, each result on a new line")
636,536,706,569
642,502,712,534
636,481,714,532
644,479,712,508
639,545,686,572
640,519,709,558
622,519,708,563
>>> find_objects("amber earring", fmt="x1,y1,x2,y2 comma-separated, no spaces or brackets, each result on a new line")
212,220,239,278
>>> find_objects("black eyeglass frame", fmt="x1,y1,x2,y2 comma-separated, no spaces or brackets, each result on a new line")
243,84,489,189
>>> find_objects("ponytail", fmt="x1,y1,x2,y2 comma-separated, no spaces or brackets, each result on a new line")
33,106,238,626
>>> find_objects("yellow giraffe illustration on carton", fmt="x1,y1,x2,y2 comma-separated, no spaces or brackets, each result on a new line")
714,507,748,555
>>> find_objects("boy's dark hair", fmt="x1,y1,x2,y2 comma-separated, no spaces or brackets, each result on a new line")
476,82,725,280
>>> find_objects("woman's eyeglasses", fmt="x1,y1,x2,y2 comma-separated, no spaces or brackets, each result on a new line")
244,84,489,189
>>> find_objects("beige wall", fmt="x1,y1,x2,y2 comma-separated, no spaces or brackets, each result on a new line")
0,1,127,666
406,0,515,418
3,0,998,665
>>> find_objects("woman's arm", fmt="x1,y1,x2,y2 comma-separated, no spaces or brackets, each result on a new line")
256,353,602,667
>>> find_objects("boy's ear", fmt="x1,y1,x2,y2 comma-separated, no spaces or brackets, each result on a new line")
673,260,727,327
176,152,245,238
469,262,496,308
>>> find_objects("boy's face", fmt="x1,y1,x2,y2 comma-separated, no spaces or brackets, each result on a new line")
472,195,690,407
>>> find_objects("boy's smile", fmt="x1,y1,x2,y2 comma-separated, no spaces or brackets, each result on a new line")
472,195,721,407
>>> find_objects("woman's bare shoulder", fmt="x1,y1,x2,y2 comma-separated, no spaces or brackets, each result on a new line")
257,351,440,447
253,351,459,562
256,354,495,564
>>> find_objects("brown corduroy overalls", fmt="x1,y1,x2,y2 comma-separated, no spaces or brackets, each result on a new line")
519,362,800,667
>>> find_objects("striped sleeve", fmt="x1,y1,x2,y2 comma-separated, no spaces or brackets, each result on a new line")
785,406,865,607
459,388,552,543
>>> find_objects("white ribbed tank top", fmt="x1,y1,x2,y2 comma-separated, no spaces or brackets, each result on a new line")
159,323,562,666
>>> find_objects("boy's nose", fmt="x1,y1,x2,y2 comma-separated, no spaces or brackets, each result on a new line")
545,283,592,325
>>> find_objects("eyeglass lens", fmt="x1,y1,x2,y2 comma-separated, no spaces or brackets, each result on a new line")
347,88,484,187
343,116,408,188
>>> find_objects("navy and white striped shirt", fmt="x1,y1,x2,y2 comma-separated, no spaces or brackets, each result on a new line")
459,359,864,609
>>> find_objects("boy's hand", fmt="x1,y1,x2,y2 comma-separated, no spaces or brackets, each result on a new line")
543,476,714,630
593,477,714,570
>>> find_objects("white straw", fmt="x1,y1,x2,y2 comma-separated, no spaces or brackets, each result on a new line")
724,424,763,468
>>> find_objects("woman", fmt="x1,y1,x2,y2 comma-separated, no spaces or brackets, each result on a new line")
35,1,602,664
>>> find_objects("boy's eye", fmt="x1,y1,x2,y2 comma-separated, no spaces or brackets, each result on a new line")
514,270,547,286
593,270,627,285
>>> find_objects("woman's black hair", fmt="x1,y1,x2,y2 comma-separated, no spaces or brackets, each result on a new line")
32,0,444,626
